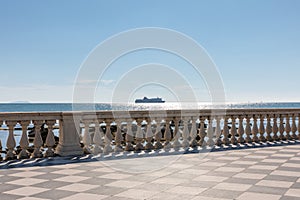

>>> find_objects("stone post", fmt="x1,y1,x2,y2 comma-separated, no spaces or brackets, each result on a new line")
245,116,252,143
5,121,17,160
18,121,30,159
44,120,56,157
154,118,163,150
272,115,279,141
285,115,292,140
238,115,245,144
190,117,198,148
181,118,190,149
55,113,83,156
252,115,259,143
291,115,297,140
265,115,273,142
230,116,238,145
222,117,230,146
259,115,266,142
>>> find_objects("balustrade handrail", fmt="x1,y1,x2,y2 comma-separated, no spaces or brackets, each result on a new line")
0,112,62,121
1,108,300,119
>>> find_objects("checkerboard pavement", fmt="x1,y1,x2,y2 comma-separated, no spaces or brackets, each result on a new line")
1,144,300,200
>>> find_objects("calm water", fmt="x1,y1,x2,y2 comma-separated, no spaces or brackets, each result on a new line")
1,102,300,112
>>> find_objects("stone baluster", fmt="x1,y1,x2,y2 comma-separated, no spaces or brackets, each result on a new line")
31,120,44,158
285,115,292,140
164,119,172,151
114,120,123,153
125,120,134,151
252,115,259,143
199,116,207,147
189,117,198,148
145,120,154,151
18,121,30,159
222,117,230,146
265,115,273,142
215,117,222,146
44,120,56,157
0,138,2,161
182,118,190,150
135,120,144,151
207,117,215,147
103,120,113,154
93,120,103,154
259,115,266,142
298,114,300,140
279,115,286,140
238,116,245,144
5,121,17,160
154,119,163,150
230,116,238,145
291,114,297,140
82,120,92,154
245,116,252,143
272,115,279,141
173,119,181,151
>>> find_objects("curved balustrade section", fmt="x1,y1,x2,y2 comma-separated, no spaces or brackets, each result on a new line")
0,109,300,162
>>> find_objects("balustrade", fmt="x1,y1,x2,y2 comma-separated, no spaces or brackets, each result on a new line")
0,109,300,162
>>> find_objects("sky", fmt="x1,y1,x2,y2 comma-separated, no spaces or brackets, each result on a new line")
0,0,300,103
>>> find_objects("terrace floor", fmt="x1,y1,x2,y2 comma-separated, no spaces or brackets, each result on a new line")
1,144,300,200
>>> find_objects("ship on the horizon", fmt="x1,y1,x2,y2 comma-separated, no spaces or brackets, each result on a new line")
135,97,165,103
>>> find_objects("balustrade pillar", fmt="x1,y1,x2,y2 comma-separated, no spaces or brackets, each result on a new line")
291,115,297,140
125,120,134,151
44,120,56,157
145,120,154,151
82,120,92,154
189,117,198,148
215,117,222,146
114,120,124,153
182,118,190,149
207,117,214,147
272,115,279,141
199,117,207,147
18,121,30,159
164,119,172,151
222,117,230,146
154,119,163,150
103,120,113,154
238,116,245,144
5,121,17,160
55,113,83,156
230,116,238,145
279,115,286,140
252,115,259,143
298,114,300,140
265,115,273,142
135,120,144,152
31,120,43,158
259,115,266,142
245,116,252,143
93,120,103,154
285,115,292,140
0,138,2,161
173,119,181,151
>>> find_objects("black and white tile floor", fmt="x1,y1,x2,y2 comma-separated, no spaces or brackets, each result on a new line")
1,144,300,200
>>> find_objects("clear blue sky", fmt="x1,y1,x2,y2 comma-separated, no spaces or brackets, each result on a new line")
0,0,299,103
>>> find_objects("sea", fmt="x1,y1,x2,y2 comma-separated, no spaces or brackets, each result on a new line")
1,102,300,112
0,102,300,153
